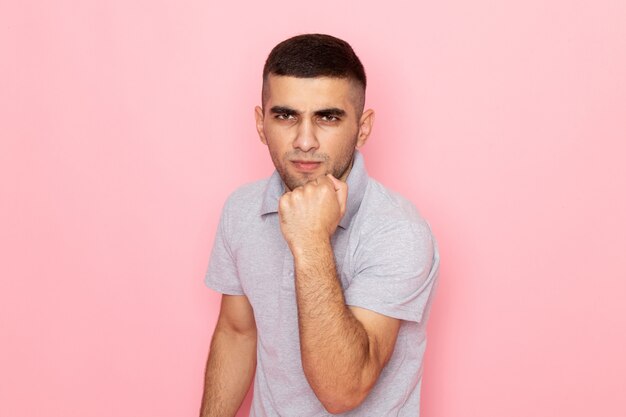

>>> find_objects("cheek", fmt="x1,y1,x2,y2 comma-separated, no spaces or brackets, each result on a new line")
264,124,293,148
326,126,358,150
263,132,290,164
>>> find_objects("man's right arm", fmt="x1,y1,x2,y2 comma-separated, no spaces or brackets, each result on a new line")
200,294,257,417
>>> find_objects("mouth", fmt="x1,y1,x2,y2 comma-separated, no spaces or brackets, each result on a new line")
291,160,323,172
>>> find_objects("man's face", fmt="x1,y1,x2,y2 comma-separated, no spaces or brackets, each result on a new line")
255,75,373,191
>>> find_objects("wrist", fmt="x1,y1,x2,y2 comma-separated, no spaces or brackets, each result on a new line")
289,233,331,258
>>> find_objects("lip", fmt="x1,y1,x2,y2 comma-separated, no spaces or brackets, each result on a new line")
291,160,322,172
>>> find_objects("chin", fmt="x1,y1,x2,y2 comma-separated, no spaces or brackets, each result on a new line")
281,172,314,190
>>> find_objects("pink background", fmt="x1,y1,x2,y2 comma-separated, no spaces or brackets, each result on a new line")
2,1,625,416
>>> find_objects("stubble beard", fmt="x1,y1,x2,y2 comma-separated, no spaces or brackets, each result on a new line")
271,142,357,191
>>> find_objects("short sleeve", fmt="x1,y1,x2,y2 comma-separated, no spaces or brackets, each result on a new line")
344,219,439,323
204,201,244,295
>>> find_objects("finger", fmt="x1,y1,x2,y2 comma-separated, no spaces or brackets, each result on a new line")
304,177,320,187
326,174,348,216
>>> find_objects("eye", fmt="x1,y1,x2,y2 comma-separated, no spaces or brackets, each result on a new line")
275,113,295,121
320,115,340,122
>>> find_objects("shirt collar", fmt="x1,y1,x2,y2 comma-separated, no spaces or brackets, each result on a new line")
260,150,369,230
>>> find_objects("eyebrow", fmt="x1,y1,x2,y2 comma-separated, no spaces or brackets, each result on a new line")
314,108,346,118
270,106,299,116
269,106,346,118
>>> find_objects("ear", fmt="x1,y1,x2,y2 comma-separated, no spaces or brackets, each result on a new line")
356,109,375,149
255,106,267,145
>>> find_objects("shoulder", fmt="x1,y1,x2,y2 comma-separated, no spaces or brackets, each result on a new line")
219,177,269,234
345,179,440,321
358,179,434,240
222,177,268,213
225,177,267,203
350,179,437,268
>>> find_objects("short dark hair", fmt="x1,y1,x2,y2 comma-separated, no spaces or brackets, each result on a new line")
262,34,366,108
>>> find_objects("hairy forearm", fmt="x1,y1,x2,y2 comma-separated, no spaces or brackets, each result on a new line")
292,238,376,412
200,327,257,417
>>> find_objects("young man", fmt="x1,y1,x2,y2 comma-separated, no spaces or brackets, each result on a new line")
200,34,439,417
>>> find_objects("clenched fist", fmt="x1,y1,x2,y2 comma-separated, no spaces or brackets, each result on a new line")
278,174,348,250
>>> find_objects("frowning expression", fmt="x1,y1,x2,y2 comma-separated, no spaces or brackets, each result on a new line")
255,75,374,191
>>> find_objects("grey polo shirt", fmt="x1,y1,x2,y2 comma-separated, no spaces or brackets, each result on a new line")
205,151,439,417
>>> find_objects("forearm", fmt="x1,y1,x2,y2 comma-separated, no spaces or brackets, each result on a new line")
200,327,257,417
292,238,376,412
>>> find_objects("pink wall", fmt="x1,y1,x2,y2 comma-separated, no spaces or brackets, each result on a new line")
2,1,625,416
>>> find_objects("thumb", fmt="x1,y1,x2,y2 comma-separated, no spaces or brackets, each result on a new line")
326,174,348,217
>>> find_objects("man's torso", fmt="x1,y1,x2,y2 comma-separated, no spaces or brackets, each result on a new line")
206,152,439,416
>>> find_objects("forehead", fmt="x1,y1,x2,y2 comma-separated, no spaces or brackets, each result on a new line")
264,75,360,112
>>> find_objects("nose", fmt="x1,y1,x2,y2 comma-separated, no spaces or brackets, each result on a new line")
292,119,319,152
